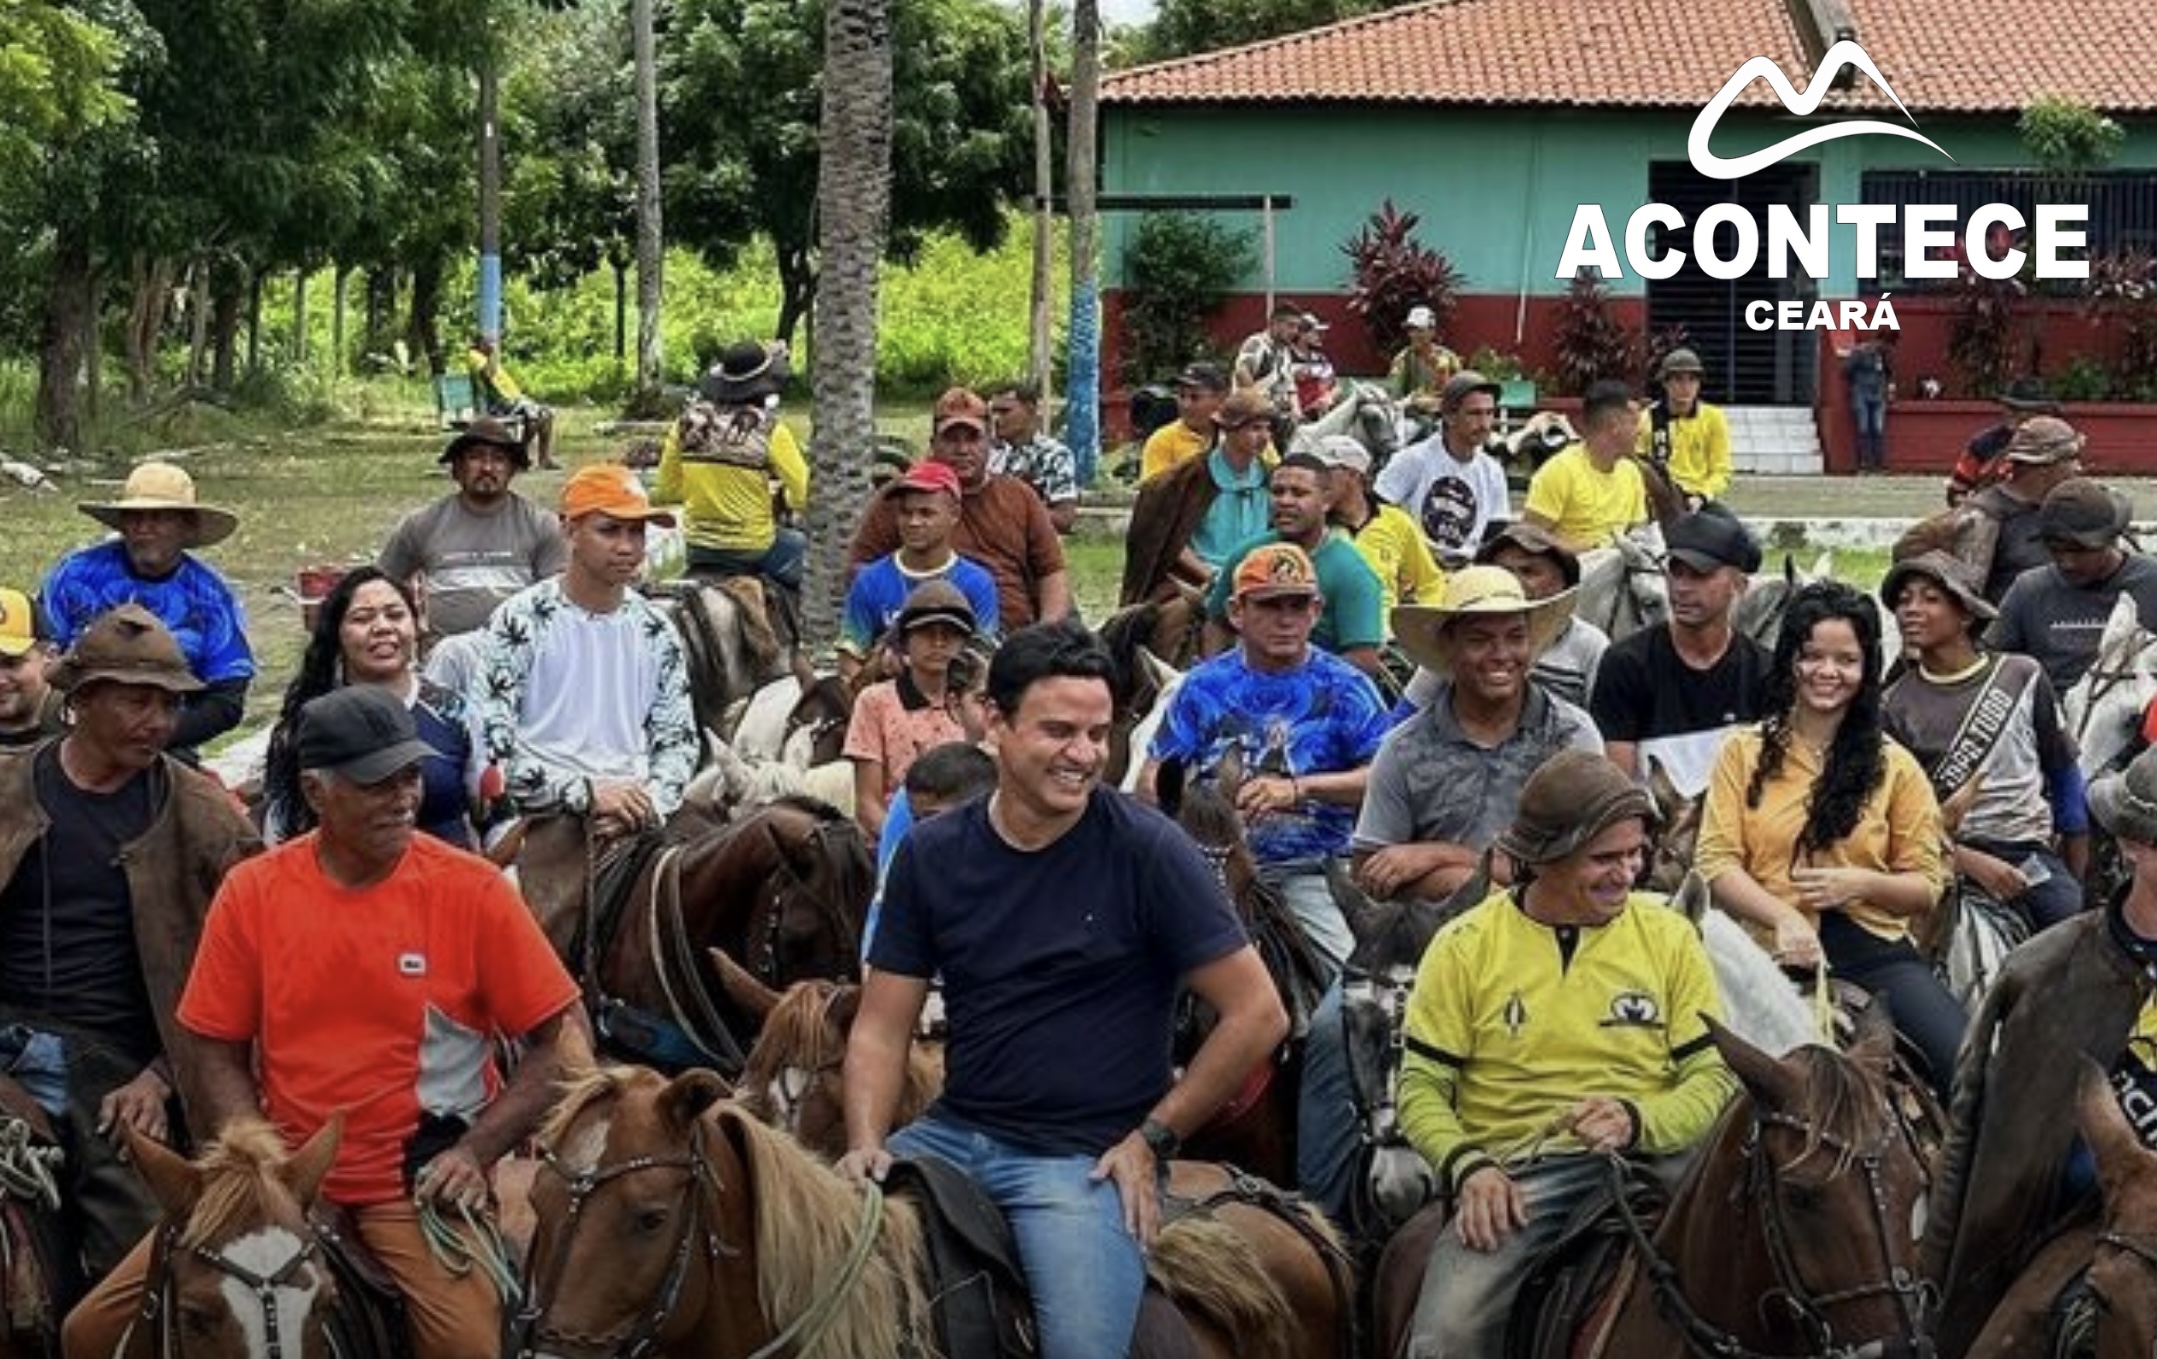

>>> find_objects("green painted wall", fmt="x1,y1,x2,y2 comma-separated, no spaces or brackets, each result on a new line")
1100,104,2157,299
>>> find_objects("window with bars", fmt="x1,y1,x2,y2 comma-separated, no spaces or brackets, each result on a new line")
1857,169,2157,292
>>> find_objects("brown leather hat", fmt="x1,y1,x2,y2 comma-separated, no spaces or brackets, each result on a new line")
50,604,202,694
1498,749,1658,868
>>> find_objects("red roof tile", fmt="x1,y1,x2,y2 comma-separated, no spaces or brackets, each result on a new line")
1102,0,2157,114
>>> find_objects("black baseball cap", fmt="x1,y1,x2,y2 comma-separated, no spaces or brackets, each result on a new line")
1173,362,1230,393
2040,477,2132,548
297,687,435,784
1665,507,1762,574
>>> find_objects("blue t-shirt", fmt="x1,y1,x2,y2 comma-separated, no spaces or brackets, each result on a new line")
41,542,255,683
1203,530,1385,653
1148,647,1391,864
870,790,1247,1155
860,786,917,963
840,553,1001,657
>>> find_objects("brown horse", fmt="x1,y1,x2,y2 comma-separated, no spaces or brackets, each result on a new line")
1965,1062,2157,1359
0,1089,67,1359
1376,1005,1935,1359
514,1066,1354,1359
517,797,873,1075
119,1118,345,1359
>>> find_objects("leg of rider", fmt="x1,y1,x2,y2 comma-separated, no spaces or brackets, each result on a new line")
1295,981,1360,1227
1261,864,1351,987
759,527,808,592
1405,1154,1608,1359
1819,915,1967,1103
1986,844,2082,932
64,1036,165,1279
354,1200,506,1359
58,1230,153,1359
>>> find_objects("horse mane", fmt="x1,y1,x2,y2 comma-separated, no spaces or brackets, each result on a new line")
1099,602,1162,710
1783,1045,1891,1176
709,1104,933,1359
739,981,849,1098
538,1064,637,1153
181,1118,310,1249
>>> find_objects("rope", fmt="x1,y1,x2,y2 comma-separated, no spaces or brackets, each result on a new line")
741,1181,885,1359
416,1199,523,1308
1812,959,1836,1045
0,1119,62,1211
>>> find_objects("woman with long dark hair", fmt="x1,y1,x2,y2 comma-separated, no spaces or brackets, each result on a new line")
261,566,490,849
1695,580,1964,1097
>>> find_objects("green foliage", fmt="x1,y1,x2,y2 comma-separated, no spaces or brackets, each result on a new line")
2050,353,2112,403
1946,270,2028,398
1131,0,1395,63
2018,97,2124,177
0,0,131,186
1465,346,1523,381
1341,199,1463,360
1119,212,1254,385
1550,270,1644,396
2079,252,2157,402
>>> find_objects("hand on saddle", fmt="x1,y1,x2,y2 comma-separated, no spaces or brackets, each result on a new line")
1234,774,1301,820
1454,1165,1526,1253
1091,1133,1163,1250
97,1064,171,1150
1564,1097,1637,1156
590,780,657,840
415,1145,491,1215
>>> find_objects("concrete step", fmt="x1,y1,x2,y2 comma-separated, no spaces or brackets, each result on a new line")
1725,405,1822,476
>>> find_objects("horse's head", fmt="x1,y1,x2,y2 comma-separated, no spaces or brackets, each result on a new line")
2066,593,2157,779
128,1118,343,1359
520,1067,737,1359
719,799,873,987
781,677,854,770
719,956,856,1154
2078,1058,2157,1358
1702,1005,1935,1357
1643,759,1704,895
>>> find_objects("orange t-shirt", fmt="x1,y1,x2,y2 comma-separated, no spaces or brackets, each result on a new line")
180,834,579,1206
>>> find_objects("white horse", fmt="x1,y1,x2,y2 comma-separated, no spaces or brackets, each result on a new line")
1298,380,1402,471
1663,873,1819,1057
1117,657,1186,795
2063,592,2157,781
1574,525,1670,643
1731,550,1906,668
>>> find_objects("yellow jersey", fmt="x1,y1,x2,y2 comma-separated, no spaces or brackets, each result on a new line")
1523,446,1648,550
653,419,810,554
1636,403,1733,501
1346,503,1446,621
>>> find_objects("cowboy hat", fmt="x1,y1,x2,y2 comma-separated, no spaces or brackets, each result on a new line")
439,416,531,469
49,603,203,695
78,462,238,549
700,340,790,406
1391,566,1575,679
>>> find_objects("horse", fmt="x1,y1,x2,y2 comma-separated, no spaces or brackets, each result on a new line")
2063,593,2157,784
1100,603,1189,788
647,578,802,743
0,1088,68,1359
1964,1061,2157,1359
514,798,873,1076
118,1117,347,1359
1299,380,1402,474
1574,528,1669,643
515,1066,1356,1359
1737,551,1908,667
1374,1004,1935,1359
725,674,853,769
1641,756,1704,896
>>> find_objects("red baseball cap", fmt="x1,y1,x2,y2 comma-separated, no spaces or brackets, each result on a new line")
894,460,963,499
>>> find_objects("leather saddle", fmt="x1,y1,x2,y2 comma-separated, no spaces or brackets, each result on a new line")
1503,1172,1668,1359
308,1204,416,1359
882,1156,1037,1359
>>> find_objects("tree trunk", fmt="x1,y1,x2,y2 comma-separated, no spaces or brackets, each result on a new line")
775,246,816,353
409,256,445,375
186,257,212,388
631,0,664,396
613,259,628,362
363,267,399,368
82,261,103,429
247,272,264,375
35,229,94,452
1065,0,1101,484
292,269,309,365
1028,0,1053,398
332,266,348,375
801,0,893,649
211,263,244,392
125,255,173,403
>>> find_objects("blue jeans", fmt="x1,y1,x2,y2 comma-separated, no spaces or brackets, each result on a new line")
1296,982,1358,1225
1851,395,1888,469
889,1116,1149,1359
686,526,807,591
1967,841,2082,932
1820,913,1967,1103
1262,863,1352,985
1407,1154,1610,1359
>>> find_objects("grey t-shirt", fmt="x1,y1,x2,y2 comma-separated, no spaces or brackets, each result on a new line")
1987,554,2157,693
1354,683,1602,853
378,494,567,637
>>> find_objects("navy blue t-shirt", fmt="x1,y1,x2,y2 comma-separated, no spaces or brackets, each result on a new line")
871,788,1247,1155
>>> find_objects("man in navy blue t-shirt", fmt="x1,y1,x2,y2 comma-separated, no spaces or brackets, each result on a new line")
840,620,1287,1359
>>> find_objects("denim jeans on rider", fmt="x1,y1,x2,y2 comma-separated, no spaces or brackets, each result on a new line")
888,1115,1149,1359
1407,1154,1610,1359
1296,981,1359,1227
686,524,807,590
1262,863,1353,985
1818,913,1968,1103
1965,840,2082,933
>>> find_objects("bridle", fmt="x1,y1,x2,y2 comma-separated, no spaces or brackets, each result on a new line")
747,818,862,986
139,1222,325,1359
2085,1224,2157,1332
511,1126,721,1359
2070,628,2157,752
1612,1099,1937,1359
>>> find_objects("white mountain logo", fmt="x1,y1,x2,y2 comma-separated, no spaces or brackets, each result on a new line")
1687,40,1956,180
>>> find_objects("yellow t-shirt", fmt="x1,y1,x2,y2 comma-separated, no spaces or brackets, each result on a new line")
1140,422,1212,483
653,420,810,553
465,348,523,402
1397,890,1735,1188
1347,503,1446,621
1694,727,1948,944
1636,404,1733,501
1523,446,1648,550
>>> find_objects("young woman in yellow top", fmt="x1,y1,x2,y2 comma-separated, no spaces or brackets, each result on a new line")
1694,580,1964,1098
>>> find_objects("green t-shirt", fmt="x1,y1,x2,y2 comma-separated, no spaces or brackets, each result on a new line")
1205,529,1385,653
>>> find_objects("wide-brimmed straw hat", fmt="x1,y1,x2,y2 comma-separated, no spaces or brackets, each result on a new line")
49,603,202,694
2092,746,2157,845
1499,749,1659,867
1391,565,1575,679
79,462,237,549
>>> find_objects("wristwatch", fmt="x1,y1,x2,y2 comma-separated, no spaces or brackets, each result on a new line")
1139,1117,1181,1161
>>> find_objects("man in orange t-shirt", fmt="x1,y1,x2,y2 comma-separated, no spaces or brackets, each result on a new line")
63,687,585,1359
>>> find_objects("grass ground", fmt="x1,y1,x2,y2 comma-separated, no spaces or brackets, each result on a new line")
0,382,1895,742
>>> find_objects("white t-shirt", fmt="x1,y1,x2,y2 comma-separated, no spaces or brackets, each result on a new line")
1373,437,1510,568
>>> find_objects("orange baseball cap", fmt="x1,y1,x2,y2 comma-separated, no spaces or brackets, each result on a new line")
1232,542,1320,602
933,387,989,435
559,465,676,525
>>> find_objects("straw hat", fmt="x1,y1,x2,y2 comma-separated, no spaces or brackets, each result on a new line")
1391,566,1575,679
79,462,237,549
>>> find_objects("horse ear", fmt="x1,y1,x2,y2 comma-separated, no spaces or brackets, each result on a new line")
283,1114,343,1206
128,1127,203,1219
2077,1057,2153,1203
1216,744,1246,795
707,947,783,1022
1155,757,1187,819
1645,756,1681,818
1672,871,1710,926
1810,551,1834,580
1783,554,1797,586
1707,1013,1806,1110
1846,992,1898,1071
660,1069,731,1130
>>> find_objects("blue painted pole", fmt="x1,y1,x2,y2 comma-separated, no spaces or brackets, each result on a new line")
1067,277,1100,486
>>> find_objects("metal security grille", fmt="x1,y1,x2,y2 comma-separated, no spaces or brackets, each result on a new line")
1859,169,2157,291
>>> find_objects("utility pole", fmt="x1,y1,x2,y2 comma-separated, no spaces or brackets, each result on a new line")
478,47,503,346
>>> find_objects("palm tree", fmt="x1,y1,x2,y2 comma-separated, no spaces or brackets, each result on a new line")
800,0,894,647
631,0,663,400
